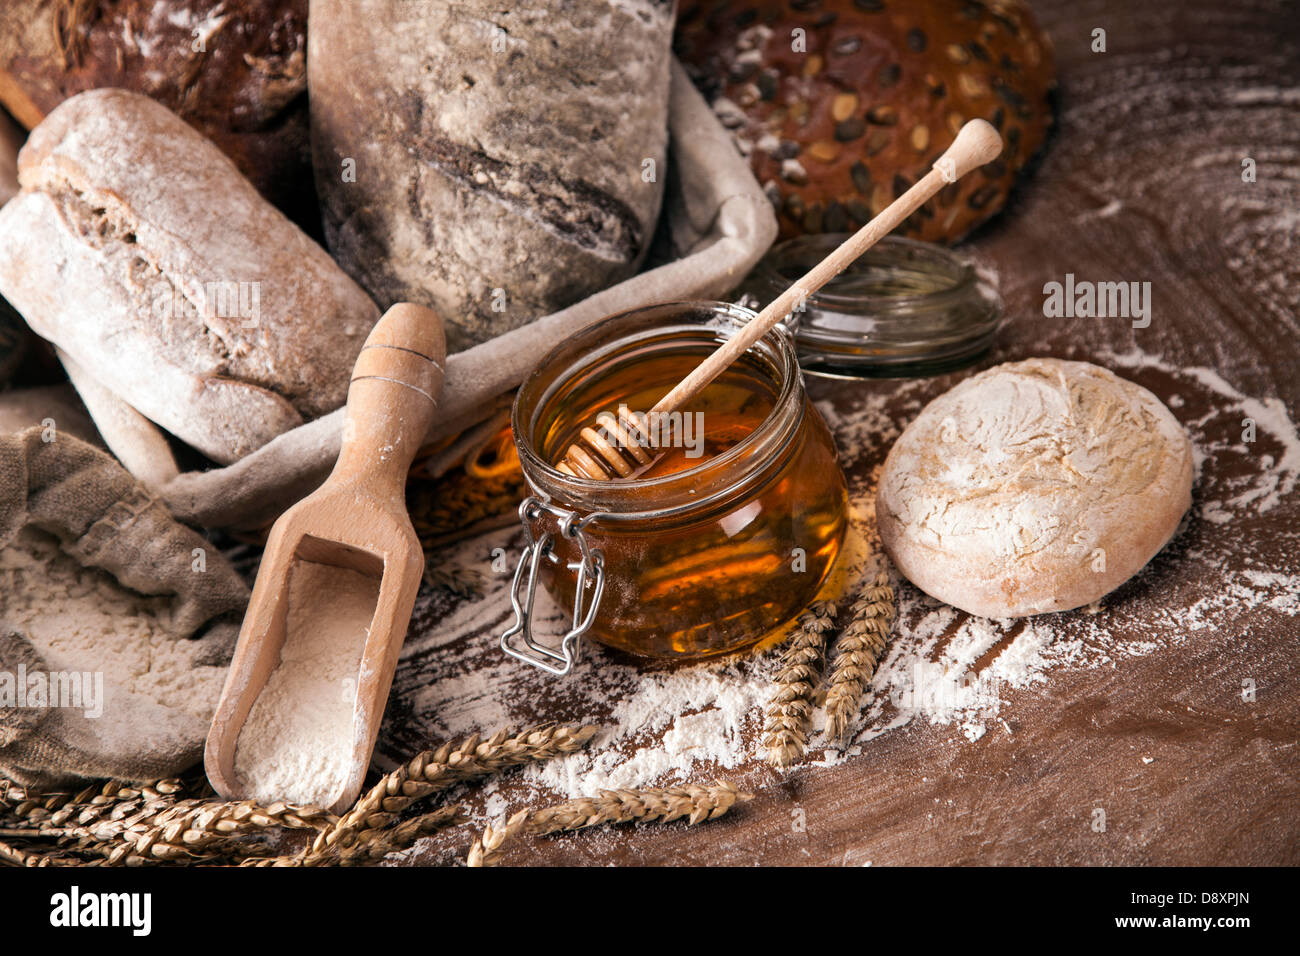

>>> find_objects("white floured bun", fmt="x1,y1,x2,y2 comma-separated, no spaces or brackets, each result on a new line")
876,358,1193,618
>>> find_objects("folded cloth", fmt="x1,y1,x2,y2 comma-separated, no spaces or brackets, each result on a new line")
152,59,779,530
0,426,248,788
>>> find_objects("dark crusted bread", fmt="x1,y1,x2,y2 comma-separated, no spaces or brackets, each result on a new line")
676,0,1055,242
309,0,675,352
0,0,312,223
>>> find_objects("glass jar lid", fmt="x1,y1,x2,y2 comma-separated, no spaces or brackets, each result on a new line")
737,235,1004,379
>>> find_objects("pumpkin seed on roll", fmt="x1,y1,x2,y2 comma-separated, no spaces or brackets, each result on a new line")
675,0,1056,243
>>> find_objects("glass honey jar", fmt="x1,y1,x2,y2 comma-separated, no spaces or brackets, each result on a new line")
501,300,848,673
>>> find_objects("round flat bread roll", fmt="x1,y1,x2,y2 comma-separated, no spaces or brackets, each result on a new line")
876,358,1193,617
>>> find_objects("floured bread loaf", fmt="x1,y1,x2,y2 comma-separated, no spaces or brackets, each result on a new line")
0,89,378,464
309,0,674,352
876,358,1193,618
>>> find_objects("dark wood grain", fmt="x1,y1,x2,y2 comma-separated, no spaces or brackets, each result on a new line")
381,0,1300,866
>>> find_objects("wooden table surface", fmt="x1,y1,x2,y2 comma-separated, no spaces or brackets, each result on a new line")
383,0,1299,866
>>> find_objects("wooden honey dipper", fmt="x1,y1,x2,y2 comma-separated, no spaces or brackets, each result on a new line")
558,119,1003,480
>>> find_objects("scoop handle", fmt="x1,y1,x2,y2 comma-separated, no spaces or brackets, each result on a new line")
333,303,447,498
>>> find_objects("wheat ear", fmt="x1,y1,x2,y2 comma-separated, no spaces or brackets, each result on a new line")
466,809,530,868
0,725,595,867
763,600,839,766
302,723,598,864
338,806,467,866
5,779,185,831
825,569,896,742
240,804,468,868
467,781,751,867
46,798,333,865
0,777,327,866
529,780,750,834
0,837,70,867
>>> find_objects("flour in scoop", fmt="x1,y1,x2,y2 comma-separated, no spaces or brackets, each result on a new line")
234,560,378,807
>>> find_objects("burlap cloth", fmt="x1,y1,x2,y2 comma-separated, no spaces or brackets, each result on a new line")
0,426,248,787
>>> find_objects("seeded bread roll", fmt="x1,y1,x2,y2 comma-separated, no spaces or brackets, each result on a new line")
309,0,674,352
676,0,1055,242
876,359,1193,618
0,89,378,465
0,0,312,223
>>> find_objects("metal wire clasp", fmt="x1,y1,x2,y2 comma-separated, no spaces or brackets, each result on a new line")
499,496,606,676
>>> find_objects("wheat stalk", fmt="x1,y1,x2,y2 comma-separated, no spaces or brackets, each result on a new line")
52,0,97,67
337,806,467,866
6,779,185,831
825,569,896,742
466,809,530,868
763,600,839,766
0,837,67,867
299,724,598,865
467,781,751,867
60,797,333,866
0,724,598,867
530,780,750,834
247,804,468,867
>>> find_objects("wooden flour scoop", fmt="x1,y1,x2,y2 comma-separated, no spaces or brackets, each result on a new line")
559,119,1003,479
205,303,445,814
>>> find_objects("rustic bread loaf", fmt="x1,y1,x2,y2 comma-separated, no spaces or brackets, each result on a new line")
309,0,675,352
676,0,1055,242
0,0,312,222
0,89,378,465
876,359,1193,618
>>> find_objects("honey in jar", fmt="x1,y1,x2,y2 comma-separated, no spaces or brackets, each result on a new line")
504,300,848,668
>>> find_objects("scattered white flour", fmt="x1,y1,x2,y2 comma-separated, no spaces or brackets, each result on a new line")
390,344,1299,806
0,527,226,745
1095,347,1300,504
525,662,775,797
235,561,377,808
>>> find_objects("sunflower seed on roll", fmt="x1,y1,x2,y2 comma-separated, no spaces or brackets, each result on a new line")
676,0,1056,242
